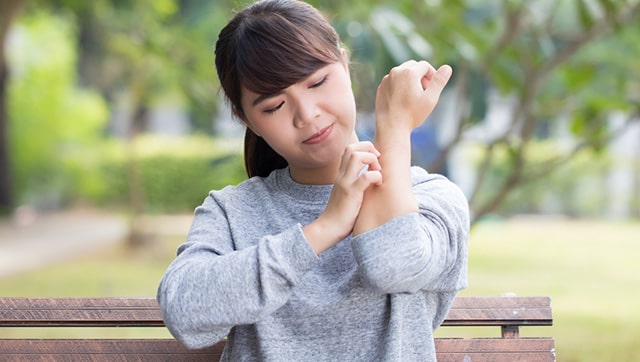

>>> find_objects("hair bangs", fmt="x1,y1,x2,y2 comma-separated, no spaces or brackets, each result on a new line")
236,13,341,96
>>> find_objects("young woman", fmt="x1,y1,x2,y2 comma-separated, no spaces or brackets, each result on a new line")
157,0,470,360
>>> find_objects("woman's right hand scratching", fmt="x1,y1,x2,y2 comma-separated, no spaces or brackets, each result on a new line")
303,141,382,254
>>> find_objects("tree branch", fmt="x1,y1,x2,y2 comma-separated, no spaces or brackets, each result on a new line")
525,111,638,182
482,2,525,71
428,63,470,173
540,2,640,78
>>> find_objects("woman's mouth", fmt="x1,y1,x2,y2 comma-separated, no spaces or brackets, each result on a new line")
303,124,333,145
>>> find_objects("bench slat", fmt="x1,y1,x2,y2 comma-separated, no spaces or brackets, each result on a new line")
0,298,162,327
0,296,555,361
436,337,555,353
444,296,552,326
0,296,552,327
0,339,223,358
437,337,555,361
0,338,555,362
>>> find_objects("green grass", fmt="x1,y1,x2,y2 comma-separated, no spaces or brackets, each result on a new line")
1,217,639,361
0,237,179,339
0,237,176,297
437,217,640,362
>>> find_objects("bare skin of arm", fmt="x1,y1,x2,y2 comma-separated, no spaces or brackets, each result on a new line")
353,61,452,235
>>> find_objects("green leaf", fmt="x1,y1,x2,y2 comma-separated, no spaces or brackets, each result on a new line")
577,0,595,30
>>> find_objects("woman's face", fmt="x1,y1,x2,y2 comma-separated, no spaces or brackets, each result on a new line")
240,58,357,184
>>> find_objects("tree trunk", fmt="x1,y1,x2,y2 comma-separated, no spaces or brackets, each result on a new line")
125,105,151,248
0,56,11,214
0,0,25,214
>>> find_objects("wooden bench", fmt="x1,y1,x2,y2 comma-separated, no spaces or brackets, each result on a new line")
0,295,555,361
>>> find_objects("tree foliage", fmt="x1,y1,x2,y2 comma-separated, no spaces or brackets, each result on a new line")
8,11,108,208
328,0,640,221
2,0,639,222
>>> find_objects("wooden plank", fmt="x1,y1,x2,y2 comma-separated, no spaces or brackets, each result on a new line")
0,338,556,362
436,338,556,362
0,296,555,361
435,338,556,352
0,355,212,362
0,298,163,327
0,339,224,361
0,296,552,327
437,352,555,362
442,296,553,327
450,296,552,309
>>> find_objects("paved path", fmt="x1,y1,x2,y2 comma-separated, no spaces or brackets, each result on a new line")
0,208,130,277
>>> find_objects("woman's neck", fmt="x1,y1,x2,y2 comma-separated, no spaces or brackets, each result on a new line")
289,162,340,185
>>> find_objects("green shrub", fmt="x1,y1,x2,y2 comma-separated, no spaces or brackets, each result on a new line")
76,135,246,213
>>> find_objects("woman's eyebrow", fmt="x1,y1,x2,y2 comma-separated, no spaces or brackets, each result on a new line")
252,92,283,107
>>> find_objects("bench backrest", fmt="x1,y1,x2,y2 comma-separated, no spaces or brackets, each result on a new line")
0,296,555,361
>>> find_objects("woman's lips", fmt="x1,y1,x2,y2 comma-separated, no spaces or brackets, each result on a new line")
303,124,333,144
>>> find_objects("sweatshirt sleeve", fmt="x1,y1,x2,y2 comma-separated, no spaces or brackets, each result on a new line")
350,171,469,294
156,194,319,349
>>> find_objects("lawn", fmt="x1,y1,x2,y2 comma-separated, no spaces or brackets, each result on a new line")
440,217,640,362
0,216,638,361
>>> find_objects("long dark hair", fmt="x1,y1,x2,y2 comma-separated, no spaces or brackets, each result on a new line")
215,0,343,178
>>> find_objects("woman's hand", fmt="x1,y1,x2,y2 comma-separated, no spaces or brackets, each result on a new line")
303,141,382,254
375,60,452,134
352,61,451,236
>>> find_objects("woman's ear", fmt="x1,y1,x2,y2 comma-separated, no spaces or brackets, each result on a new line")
340,48,350,69
340,48,352,85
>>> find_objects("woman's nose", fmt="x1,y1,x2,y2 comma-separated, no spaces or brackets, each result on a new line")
293,98,320,128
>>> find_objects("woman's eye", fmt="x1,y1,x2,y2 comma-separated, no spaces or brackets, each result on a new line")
310,76,328,89
264,101,284,114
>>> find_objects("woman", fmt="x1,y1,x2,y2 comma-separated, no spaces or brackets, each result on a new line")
157,0,469,360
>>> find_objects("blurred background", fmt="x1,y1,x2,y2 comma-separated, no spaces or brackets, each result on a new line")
0,0,638,360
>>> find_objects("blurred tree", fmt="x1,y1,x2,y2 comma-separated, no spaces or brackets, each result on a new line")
45,0,223,135
25,0,227,245
0,0,25,214
7,12,108,210
5,0,638,224
338,0,640,222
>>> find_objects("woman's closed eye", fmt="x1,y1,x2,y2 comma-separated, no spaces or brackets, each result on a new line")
261,75,327,115
264,101,285,114
310,75,328,89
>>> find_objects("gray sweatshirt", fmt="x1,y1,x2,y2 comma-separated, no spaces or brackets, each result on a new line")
157,166,469,361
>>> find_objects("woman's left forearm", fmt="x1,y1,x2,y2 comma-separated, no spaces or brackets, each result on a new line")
352,127,418,235
353,60,452,235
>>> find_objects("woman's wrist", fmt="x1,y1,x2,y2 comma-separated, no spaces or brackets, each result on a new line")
374,125,412,160
302,215,346,255
374,115,415,144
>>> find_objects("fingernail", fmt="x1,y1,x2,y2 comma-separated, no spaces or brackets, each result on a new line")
440,65,452,77
358,165,369,177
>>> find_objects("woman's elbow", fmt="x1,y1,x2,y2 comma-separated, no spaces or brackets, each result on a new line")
159,298,223,349
157,281,223,350
357,259,422,294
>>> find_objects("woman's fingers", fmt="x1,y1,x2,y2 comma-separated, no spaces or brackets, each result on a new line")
406,60,451,102
422,64,452,105
321,142,383,238
420,63,437,89
340,142,382,182
356,167,383,187
376,60,452,130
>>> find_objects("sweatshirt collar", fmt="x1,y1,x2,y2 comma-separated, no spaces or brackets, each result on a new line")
272,167,333,203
